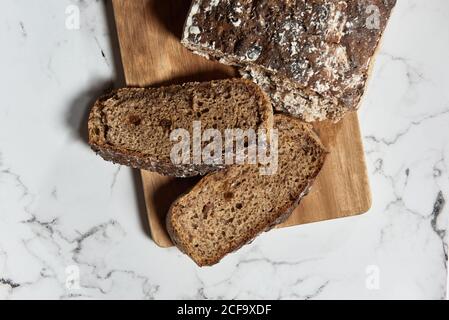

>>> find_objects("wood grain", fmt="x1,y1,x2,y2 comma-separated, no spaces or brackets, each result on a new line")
112,0,371,248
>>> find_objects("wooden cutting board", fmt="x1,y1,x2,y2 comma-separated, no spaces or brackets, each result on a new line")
112,0,371,247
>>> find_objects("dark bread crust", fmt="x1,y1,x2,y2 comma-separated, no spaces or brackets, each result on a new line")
182,0,397,122
88,79,273,177
89,143,224,177
167,114,327,266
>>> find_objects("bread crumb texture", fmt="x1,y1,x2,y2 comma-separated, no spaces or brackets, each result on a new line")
88,79,272,177
167,114,327,266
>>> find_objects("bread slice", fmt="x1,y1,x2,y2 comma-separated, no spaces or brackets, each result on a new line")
167,114,327,266
182,0,396,122
88,79,273,177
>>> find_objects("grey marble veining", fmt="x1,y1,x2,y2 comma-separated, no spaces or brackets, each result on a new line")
0,0,448,299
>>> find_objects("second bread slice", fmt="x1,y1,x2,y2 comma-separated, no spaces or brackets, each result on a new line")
167,114,327,266
88,79,273,177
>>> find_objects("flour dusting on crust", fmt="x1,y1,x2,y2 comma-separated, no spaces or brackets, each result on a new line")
181,0,396,122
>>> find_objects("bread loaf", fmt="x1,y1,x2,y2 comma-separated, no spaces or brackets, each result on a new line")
182,0,396,122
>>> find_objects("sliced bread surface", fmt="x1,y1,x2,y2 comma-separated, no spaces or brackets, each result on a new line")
167,114,327,266
88,79,273,177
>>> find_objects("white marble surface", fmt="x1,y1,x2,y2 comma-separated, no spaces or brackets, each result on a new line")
0,0,448,300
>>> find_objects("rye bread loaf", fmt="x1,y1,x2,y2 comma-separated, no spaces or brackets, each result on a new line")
167,114,327,266
181,0,396,122
88,79,273,177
